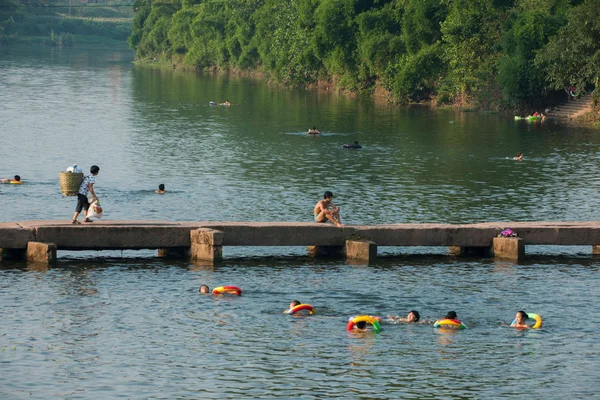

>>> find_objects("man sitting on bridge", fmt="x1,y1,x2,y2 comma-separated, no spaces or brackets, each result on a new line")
314,191,343,227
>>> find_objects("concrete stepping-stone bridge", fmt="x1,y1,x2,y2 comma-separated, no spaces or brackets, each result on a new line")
1,220,600,264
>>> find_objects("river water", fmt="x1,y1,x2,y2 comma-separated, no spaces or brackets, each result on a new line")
1,45,600,399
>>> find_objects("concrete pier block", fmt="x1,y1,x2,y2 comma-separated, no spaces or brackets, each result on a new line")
345,240,377,263
158,247,189,258
190,229,223,261
593,245,600,255
449,246,492,257
26,242,57,264
307,245,345,258
493,237,524,262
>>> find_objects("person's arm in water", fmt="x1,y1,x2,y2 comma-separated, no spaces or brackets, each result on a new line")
387,315,407,322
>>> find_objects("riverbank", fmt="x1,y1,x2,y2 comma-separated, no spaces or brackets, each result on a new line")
134,56,450,108
136,56,600,124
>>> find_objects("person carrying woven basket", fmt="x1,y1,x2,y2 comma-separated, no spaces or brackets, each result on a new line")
71,165,99,224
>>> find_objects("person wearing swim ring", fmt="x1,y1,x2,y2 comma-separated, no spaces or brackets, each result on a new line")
307,126,320,135
387,310,420,323
199,285,210,294
0,175,22,184
285,300,301,313
511,311,530,329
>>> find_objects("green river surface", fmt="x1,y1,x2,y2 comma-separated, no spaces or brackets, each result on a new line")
1,44,600,399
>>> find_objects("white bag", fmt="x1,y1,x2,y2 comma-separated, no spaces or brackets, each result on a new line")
86,199,103,219
66,164,83,173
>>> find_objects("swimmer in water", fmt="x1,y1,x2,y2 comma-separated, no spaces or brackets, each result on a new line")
0,175,22,184
199,285,210,294
307,126,320,134
510,311,530,329
433,311,465,329
387,310,420,323
222,100,231,106
343,141,362,149
285,300,301,313
155,184,165,194
514,152,523,161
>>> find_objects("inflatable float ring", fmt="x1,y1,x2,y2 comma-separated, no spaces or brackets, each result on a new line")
511,313,542,329
212,286,242,296
434,319,467,329
346,315,381,333
286,304,315,315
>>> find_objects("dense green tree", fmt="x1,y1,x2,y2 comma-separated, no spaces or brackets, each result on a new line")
535,0,600,94
439,0,509,106
498,0,568,107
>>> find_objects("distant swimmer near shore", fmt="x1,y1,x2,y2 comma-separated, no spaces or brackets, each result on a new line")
343,141,362,149
307,126,320,135
209,100,230,106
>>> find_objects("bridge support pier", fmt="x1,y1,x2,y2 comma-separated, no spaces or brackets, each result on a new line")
26,242,57,264
307,245,345,258
493,237,524,262
593,245,600,255
345,240,377,263
449,246,492,257
158,247,189,259
191,229,223,262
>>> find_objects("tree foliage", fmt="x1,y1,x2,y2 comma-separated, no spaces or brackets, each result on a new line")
535,0,600,94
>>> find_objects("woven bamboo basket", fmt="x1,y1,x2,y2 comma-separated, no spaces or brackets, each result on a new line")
59,172,83,196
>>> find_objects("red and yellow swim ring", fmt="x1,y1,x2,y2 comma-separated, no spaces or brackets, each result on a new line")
212,285,242,296
346,315,381,333
286,304,315,315
434,319,467,329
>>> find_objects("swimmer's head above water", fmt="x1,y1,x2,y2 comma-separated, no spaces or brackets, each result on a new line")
355,321,367,330
199,285,210,294
445,311,457,320
407,310,420,322
515,310,527,324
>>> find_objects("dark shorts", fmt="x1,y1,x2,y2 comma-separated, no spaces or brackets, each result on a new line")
75,193,90,213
